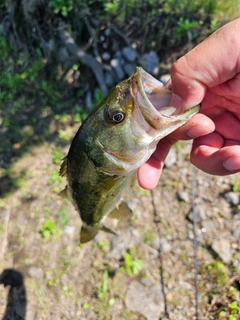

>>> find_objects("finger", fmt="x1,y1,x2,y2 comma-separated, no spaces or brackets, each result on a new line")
191,133,240,175
213,112,240,140
138,114,214,189
138,138,172,189
169,113,215,140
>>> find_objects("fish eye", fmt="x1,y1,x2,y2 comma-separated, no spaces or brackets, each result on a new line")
109,111,125,124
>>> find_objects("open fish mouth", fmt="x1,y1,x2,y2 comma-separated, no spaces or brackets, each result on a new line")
131,67,199,130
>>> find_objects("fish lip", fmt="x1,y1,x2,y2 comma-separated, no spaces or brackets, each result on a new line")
131,67,199,130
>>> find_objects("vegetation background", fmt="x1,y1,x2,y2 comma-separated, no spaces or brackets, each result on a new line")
0,0,240,319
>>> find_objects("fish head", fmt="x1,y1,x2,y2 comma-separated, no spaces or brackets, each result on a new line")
85,67,199,175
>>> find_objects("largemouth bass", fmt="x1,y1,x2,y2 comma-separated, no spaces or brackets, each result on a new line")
60,67,199,243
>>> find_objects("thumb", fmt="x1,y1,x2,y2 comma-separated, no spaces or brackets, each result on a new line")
170,18,240,108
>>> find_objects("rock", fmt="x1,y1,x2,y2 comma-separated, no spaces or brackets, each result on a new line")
140,51,159,75
201,219,219,232
153,237,172,253
64,225,75,235
188,204,207,222
211,238,232,263
164,147,177,168
232,229,240,241
27,266,44,279
104,27,111,36
123,62,136,77
125,280,164,320
122,47,137,62
159,74,170,84
225,191,239,206
101,52,111,61
104,71,114,87
110,58,125,80
106,230,133,260
178,191,190,203
140,276,154,287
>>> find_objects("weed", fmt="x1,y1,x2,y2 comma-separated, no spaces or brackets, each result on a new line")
91,88,105,109
207,261,229,287
57,205,69,226
143,230,156,245
82,303,91,310
97,269,110,301
228,301,240,315
73,105,88,123
49,0,73,16
48,171,63,185
121,248,142,276
176,17,198,40
52,148,65,164
62,285,73,297
39,218,57,239
97,240,109,251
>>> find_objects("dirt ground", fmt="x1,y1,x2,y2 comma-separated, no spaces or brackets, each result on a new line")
1,124,240,319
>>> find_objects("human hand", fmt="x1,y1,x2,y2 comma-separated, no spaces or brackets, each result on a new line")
138,18,240,189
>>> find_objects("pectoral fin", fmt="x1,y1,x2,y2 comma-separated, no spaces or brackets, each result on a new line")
108,201,133,220
59,157,67,177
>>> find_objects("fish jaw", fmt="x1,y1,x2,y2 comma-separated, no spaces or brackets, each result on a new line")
131,67,199,136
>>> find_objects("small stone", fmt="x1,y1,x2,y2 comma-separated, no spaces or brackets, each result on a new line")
201,219,219,232
232,229,240,241
140,276,154,287
110,59,125,80
123,63,136,77
160,74,170,84
106,230,132,260
125,280,164,320
122,47,137,62
154,237,172,253
104,27,111,36
104,71,114,87
212,238,232,263
140,51,160,75
188,204,207,222
225,191,239,206
27,266,44,279
64,225,75,235
102,52,111,61
178,191,190,203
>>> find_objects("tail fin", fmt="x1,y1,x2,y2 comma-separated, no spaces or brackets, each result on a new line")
80,225,117,243
80,226,99,243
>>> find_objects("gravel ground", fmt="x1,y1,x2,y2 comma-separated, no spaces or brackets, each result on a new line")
1,137,240,320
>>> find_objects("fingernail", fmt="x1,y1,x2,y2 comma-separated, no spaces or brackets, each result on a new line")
223,156,240,171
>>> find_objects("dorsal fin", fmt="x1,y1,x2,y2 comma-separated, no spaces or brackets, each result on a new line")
108,201,133,220
59,157,67,177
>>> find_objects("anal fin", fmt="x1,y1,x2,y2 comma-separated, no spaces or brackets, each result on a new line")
108,201,133,220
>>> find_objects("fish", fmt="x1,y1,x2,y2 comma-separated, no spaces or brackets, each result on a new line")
59,67,199,243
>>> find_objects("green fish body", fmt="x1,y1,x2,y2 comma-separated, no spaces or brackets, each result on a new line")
60,67,199,243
